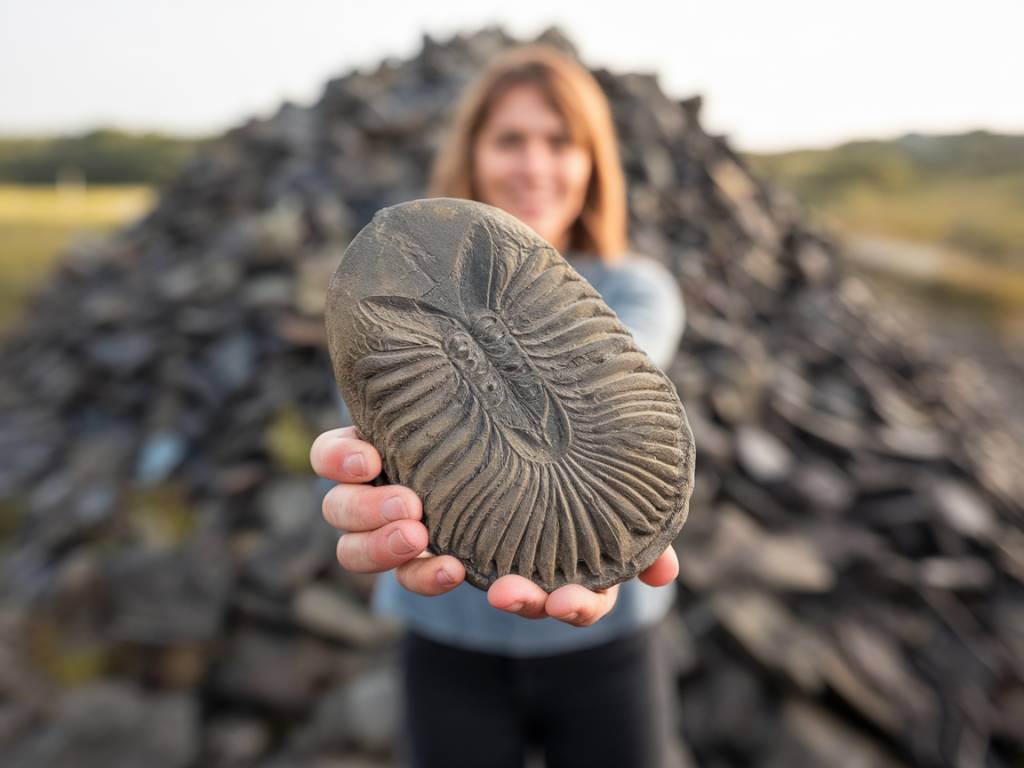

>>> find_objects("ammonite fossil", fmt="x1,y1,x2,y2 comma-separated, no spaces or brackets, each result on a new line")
325,198,694,592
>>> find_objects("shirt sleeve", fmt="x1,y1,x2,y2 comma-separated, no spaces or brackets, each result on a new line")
603,258,686,370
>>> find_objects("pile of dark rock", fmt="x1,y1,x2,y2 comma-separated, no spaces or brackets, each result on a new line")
2,26,1022,768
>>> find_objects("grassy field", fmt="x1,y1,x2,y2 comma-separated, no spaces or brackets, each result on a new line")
745,131,1024,273
823,176,1024,261
0,184,154,332
745,131,1024,310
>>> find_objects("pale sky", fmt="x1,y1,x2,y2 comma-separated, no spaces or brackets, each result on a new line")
1,0,1021,152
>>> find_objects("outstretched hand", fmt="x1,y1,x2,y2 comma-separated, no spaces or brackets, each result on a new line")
310,426,679,627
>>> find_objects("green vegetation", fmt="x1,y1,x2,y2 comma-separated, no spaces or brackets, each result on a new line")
0,129,207,185
0,129,205,333
745,130,1024,271
265,404,320,475
0,185,154,332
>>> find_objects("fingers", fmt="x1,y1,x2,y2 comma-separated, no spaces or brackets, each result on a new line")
488,575,622,625
310,426,381,483
395,553,466,596
336,520,429,573
638,546,679,587
487,575,549,619
544,584,620,627
322,483,422,532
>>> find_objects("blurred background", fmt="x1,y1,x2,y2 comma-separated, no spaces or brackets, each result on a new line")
1,2,1022,767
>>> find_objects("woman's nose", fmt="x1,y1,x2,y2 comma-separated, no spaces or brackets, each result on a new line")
519,140,551,178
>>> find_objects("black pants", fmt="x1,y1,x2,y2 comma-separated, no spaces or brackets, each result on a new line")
397,619,683,768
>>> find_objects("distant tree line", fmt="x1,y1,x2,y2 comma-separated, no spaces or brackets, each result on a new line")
746,130,1024,267
746,130,1024,202
0,129,209,185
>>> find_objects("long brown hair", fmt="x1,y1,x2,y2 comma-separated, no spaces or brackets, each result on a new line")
427,44,627,262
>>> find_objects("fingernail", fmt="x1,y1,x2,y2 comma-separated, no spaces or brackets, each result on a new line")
436,568,454,586
562,612,579,622
380,496,407,521
343,453,367,476
388,529,415,555
507,601,524,613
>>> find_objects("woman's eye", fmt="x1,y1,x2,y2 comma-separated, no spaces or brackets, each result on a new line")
496,134,521,149
549,136,571,151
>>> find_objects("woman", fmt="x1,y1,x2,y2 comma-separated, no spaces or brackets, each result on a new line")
310,44,687,768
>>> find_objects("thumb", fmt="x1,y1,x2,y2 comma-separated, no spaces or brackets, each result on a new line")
638,545,678,586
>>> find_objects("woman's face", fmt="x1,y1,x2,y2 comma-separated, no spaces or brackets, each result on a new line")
472,84,593,254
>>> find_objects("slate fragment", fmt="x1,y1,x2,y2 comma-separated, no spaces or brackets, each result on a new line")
325,198,695,591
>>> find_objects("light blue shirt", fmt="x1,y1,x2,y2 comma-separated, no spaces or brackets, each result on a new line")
329,252,686,657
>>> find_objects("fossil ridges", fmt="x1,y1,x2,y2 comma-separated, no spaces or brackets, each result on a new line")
325,197,695,591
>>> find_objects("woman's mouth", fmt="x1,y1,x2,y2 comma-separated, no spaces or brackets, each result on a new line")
515,200,548,217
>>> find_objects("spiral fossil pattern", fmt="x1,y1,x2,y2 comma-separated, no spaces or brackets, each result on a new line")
326,198,694,591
